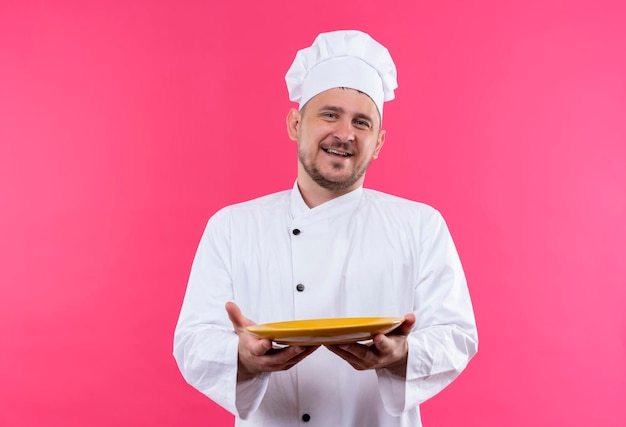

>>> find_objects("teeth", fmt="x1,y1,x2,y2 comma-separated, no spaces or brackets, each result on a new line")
325,148,350,157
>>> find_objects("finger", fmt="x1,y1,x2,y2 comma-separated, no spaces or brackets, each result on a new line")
285,345,318,363
225,301,255,331
326,345,368,370
329,343,371,361
393,313,416,336
225,301,242,328
372,333,407,356
273,345,315,360
325,344,349,358
280,346,320,370
372,333,389,350
248,337,273,356
264,345,318,367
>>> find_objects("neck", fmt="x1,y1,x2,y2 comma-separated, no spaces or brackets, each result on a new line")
296,173,362,208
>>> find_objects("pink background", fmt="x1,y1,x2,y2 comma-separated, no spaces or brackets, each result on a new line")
1,1,625,425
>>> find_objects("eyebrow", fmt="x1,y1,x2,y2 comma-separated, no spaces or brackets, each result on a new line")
318,105,374,124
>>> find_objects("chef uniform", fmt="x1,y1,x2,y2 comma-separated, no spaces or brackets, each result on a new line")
174,30,478,427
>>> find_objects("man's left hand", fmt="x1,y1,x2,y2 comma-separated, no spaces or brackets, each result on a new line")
325,313,416,377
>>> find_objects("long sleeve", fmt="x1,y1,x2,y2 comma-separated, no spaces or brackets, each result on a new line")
172,210,269,419
173,189,477,426
377,210,478,415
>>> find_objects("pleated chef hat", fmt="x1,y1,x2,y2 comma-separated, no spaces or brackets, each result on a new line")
285,30,398,118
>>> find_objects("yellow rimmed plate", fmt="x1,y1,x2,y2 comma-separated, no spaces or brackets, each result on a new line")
245,317,404,346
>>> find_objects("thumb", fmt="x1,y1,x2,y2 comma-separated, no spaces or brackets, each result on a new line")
225,301,255,332
373,333,391,351
396,313,416,336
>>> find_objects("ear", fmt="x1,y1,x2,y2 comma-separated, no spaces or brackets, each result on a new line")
286,108,301,141
372,129,386,159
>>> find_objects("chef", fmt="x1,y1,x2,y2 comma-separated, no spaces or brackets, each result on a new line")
174,29,478,426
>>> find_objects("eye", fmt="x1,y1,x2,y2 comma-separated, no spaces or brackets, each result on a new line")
319,112,340,122
354,119,371,129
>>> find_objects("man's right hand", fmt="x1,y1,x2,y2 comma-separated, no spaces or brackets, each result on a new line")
225,302,319,382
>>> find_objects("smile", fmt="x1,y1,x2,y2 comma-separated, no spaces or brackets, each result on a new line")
323,148,353,157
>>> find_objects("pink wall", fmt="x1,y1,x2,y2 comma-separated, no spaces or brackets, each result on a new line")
1,1,625,425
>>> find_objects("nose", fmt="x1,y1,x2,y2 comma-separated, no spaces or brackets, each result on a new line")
332,118,355,143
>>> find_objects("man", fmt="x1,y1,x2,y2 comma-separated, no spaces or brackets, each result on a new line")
174,30,478,426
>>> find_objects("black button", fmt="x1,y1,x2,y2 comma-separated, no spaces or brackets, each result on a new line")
296,283,305,292
302,413,311,422
292,228,301,235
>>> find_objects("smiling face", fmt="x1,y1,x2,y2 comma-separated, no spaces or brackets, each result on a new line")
287,88,386,205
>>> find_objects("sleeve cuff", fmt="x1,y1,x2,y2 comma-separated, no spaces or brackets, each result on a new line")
376,367,409,416
235,372,270,419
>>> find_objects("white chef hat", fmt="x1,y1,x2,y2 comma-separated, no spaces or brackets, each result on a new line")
285,30,398,118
